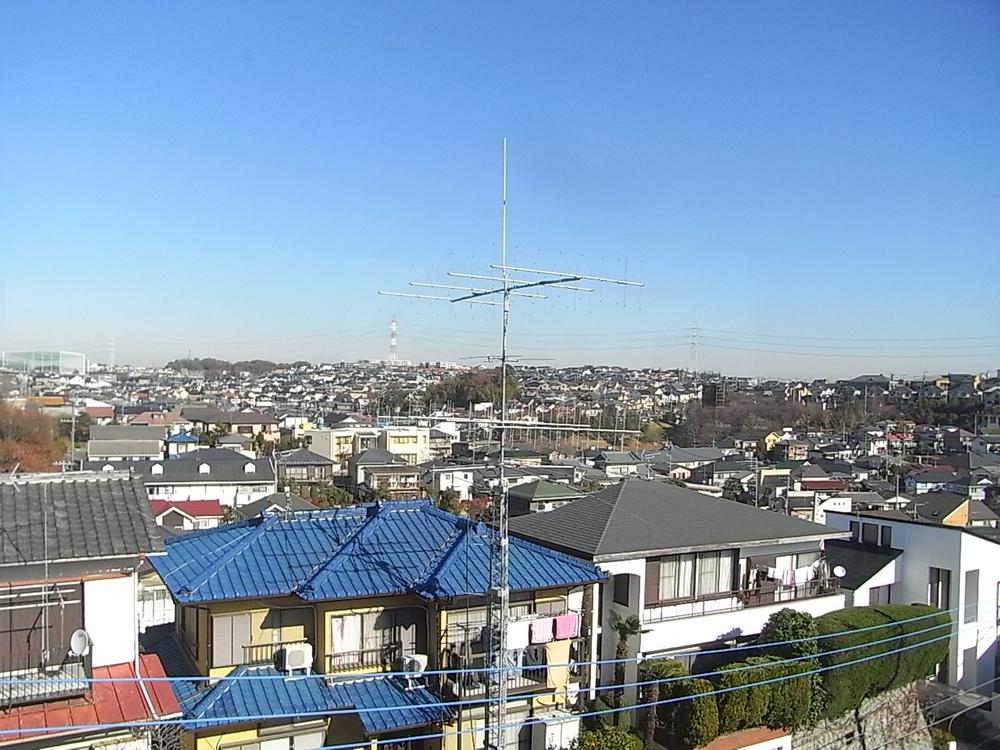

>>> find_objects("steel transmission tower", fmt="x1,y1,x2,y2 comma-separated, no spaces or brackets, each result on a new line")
380,140,642,750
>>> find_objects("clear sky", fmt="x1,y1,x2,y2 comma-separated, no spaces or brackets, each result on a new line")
2,1,999,379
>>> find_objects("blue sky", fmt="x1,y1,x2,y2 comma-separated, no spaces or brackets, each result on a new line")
2,1,999,379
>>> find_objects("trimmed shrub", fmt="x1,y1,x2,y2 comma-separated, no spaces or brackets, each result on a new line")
815,603,950,720
673,678,720,748
757,608,819,659
714,664,751,734
572,724,643,750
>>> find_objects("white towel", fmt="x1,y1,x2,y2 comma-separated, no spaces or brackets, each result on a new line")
507,619,530,650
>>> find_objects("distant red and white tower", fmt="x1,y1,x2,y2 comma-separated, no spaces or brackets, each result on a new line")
389,317,398,362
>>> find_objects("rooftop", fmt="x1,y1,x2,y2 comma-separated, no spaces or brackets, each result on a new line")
0,474,163,566
151,500,604,604
510,479,844,561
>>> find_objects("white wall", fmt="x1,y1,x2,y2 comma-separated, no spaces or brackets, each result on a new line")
84,574,137,667
147,481,274,507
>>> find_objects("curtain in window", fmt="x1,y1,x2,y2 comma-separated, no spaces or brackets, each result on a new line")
658,556,678,600
696,553,719,596
718,552,734,594
678,554,695,598
330,614,362,654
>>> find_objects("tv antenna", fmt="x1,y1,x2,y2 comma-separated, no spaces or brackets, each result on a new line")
379,139,643,750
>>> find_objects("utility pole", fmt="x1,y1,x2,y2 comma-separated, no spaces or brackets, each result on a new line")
379,140,642,750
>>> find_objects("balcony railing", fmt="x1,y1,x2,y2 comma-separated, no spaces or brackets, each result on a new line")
0,656,89,708
325,644,402,674
242,639,311,666
643,579,841,624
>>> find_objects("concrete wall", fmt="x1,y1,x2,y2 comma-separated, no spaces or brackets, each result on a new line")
791,685,932,750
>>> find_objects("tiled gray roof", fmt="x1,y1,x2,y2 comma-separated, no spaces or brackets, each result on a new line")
277,448,334,466
91,425,167,441
88,439,164,458
0,475,163,566
510,479,844,561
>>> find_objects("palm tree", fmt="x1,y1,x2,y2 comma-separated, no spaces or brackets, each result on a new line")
609,612,648,723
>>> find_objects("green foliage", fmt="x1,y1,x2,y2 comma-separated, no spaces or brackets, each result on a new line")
815,604,950,720
715,664,752,734
571,724,642,750
311,482,354,507
757,608,819,659
640,659,688,748
424,367,520,408
672,679,719,748
756,608,825,724
929,727,955,750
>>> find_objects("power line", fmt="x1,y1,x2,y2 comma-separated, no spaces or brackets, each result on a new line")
0,630,953,742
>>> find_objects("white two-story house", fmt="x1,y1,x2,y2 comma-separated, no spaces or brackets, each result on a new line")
826,509,1000,719
511,479,848,694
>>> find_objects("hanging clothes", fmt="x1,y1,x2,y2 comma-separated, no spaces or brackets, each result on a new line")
554,612,579,640
530,617,554,644
507,619,531,650
544,638,572,702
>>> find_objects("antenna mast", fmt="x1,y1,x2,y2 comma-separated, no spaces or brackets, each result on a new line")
379,140,643,749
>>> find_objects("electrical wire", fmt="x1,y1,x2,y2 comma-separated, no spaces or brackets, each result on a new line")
2,605,961,685
807,675,1000,750
0,630,953,742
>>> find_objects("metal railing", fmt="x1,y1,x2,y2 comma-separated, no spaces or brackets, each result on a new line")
643,579,842,623
0,656,89,708
325,643,402,673
242,639,310,666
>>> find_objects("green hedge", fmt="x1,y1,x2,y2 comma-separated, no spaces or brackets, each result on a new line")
815,604,950,720
672,678,720,748
665,605,950,746
572,724,643,750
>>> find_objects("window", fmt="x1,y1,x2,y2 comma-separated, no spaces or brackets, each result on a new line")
964,570,979,624
244,462,256,474
850,521,860,541
212,613,252,667
198,462,211,474
151,463,164,475
880,525,892,547
613,574,630,606
861,523,878,545
645,550,736,605
869,584,891,605
928,567,951,610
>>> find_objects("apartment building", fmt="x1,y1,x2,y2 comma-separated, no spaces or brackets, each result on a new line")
150,501,604,750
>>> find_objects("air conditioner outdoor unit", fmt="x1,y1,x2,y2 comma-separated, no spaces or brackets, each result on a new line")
281,643,313,676
401,653,428,689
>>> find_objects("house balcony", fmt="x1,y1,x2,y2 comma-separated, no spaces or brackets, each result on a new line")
241,639,312,666
325,644,403,674
0,656,89,709
639,581,845,655
643,580,842,624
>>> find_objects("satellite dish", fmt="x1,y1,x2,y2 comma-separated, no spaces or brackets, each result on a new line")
832,565,847,578
68,629,91,657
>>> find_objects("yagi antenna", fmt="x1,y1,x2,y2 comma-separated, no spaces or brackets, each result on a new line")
378,139,644,750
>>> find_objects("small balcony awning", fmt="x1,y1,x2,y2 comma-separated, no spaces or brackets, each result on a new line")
180,664,449,736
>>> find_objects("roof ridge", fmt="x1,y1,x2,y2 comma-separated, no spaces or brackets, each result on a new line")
410,517,476,598
180,517,276,598
592,480,627,555
297,507,384,596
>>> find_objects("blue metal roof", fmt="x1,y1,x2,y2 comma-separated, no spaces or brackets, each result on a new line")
151,501,604,604
181,665,447,735
166,432,200,443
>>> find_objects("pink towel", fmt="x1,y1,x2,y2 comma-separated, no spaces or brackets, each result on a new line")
554,613,579,640
530,617,554,644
